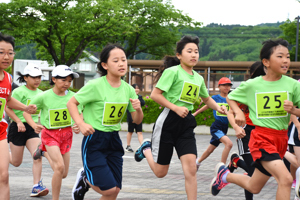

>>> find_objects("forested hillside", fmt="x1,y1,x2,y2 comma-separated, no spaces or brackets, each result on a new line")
182,23,284,61
14,23,284,61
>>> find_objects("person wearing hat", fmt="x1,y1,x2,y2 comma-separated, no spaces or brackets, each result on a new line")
193,77,234,169
5,63,49,197
23,65,81,200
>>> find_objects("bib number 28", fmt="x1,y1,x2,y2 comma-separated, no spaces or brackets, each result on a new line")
49,108,71,128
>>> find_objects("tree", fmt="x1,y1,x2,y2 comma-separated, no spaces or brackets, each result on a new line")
0,0,137,66
0,0,201,65
280,19,299,61
116,0,201,59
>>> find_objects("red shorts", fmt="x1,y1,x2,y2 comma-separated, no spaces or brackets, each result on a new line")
0,122,8,141
41,127,73,155
249,126,288,162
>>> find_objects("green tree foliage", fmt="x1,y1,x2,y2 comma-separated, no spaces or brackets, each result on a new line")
0,0,200,64
182,23,284,61
0,0,131,66
280,19,299,61
116,0,201,59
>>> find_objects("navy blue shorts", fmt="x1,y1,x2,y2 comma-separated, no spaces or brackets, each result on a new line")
210,120,228,147
81,130,124,191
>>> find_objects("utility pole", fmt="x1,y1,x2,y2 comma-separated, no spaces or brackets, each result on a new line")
296,16,300,61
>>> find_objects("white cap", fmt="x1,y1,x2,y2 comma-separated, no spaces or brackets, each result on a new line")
22,63,44,77
52,65,79,78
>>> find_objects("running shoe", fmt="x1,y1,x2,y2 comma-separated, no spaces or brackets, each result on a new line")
125,145,134,152
296,167,300,198
72,167,90,200
134,138,151,162
228,152,239,170
210,162,230,196
293,179,296,189
30,179,49,197
33,142,43,160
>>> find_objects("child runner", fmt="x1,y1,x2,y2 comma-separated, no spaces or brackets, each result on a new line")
210,38,300,200
193,77,233,167
134,36,227,200
226,61,266,200
67,44,143,200
125,83,145,152
288,112,300,197
0,33,37,200
5,63,49,197
23,65,80,200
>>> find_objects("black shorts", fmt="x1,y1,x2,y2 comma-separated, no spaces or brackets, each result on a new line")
151,108,197,165
288,120,300,147
127,120,142,133
7,122,39,146
237,124,255,155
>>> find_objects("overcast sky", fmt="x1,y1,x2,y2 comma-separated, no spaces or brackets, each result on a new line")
1,0,300,26
171,0,300,26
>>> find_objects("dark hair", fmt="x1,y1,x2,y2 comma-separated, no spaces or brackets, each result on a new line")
155,35,200,82
132,83,138,89
97,44,126,76
0,33,15,48
50,75,74,85
250,39,289,79
16,71,26,83
16,71,42,83
260,38,289,61
249,61,266,79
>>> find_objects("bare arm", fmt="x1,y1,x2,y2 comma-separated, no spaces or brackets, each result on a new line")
201,96,227,115
23,112,44,133
193,105,209,117
5,107,26,132
227,108,246,139
7,95,37,114
150,87,189,118
67,96,95,136
226,97,245,127
130,98,144,124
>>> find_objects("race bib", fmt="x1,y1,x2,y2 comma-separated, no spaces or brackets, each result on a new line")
0,98,6,121
179,81,200,104
256,91,288,118
102,102,128,126
26,99,41,116
49,108,72,128
216,103,230,117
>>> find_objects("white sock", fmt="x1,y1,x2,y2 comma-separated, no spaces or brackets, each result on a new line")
222,170,230,183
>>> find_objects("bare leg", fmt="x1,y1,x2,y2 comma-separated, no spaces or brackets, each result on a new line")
126,132,133,146
26,138,43,184
197,144,216,163
180,154,197,200
45,145,65,200
88,183,120,200
219,136,233,164
143,148,169,178
0,139,10,200
9,142,24,167
136,132,144,144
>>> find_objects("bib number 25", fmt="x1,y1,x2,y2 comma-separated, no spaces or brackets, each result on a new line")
256,91,288,118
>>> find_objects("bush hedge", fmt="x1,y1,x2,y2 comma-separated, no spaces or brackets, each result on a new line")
122,95,215,126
